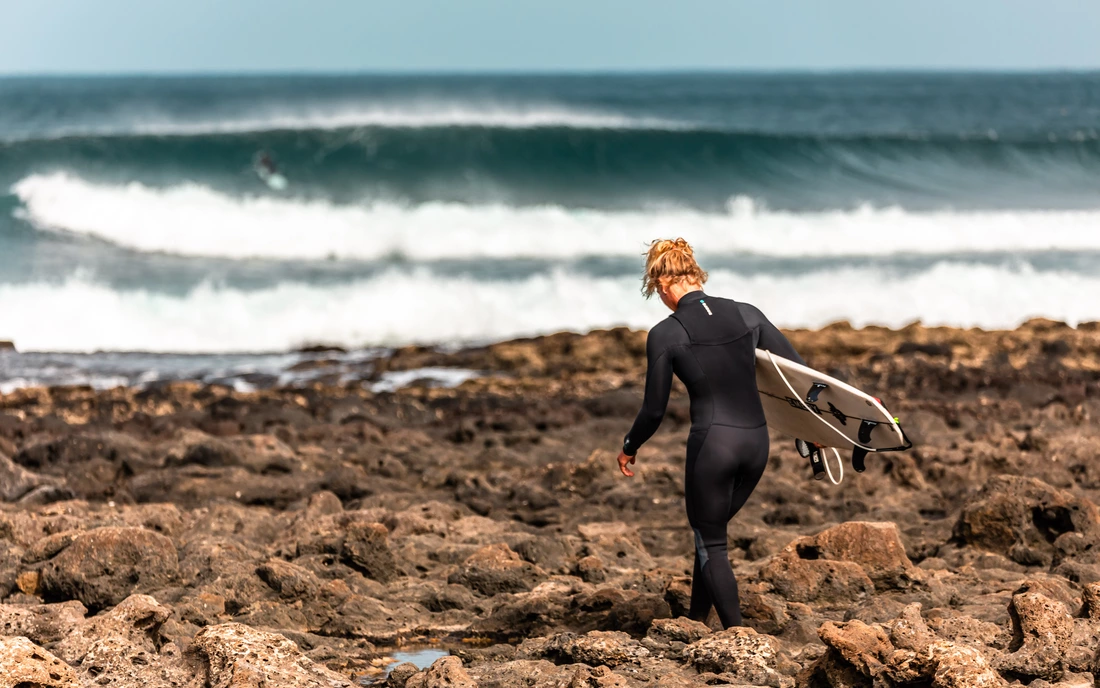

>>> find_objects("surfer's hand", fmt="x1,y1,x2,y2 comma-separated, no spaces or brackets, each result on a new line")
617,451,636,478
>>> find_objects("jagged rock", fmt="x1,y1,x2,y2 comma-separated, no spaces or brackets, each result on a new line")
758,527,877,604
51,595,193,687
647,617,712,645
404,656,476,688
13,432,151,499
955,476,1100,567
447,543,547,596
0,452,57,502
575,554,607,583
576,522,656,572
257,558,322,599
741,589,792,634
386,662,420,687
993,591,1074,681
0,636,79,687
758,521,919,604
818,619,893,676
189,622,354,688
684,626,793,688
539,630,650,667
40,527,178,610
0,600,88,646
0,543,19,599
1082,581,1100,619
811,604,1008,688
342,521,401,583
885,604,1007,688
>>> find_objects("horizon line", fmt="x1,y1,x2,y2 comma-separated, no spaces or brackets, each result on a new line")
3,66,1100,79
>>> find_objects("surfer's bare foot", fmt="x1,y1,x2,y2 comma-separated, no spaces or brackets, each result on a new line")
617,450,636,477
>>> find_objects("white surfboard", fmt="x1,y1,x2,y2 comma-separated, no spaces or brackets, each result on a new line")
755,349,911,482
257,168,288,191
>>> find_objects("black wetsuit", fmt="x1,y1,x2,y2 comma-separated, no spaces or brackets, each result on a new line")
622,291,804,628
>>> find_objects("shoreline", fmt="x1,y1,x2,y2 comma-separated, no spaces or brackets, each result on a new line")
0,320,1098,684
2,317,1098,397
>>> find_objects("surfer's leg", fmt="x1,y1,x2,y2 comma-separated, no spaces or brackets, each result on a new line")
683,428,714,622
726,426,770,521
688,425,769,628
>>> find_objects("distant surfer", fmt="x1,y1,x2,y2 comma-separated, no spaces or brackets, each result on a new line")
253,150,288,190
256,151,277,176
616,238,807,629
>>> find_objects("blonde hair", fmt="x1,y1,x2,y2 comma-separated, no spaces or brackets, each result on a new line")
642,237,708,298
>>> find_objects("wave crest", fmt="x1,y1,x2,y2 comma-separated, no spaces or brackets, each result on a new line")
1,264,1096,352
14,173,1100,261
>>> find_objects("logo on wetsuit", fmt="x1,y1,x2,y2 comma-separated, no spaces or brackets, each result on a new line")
699,299,713,316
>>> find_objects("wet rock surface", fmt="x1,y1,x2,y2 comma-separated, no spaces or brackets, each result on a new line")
0,321,1099,685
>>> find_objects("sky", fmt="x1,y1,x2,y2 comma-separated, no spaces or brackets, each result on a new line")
2,0,1099,74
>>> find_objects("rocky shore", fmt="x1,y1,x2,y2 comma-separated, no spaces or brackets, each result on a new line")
1,319,1099,687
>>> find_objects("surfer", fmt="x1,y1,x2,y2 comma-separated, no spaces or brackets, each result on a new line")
253,150,289,190
254,151,278,176
616,238,806,629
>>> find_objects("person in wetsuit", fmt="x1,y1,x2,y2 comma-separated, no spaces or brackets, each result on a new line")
616,238,806,628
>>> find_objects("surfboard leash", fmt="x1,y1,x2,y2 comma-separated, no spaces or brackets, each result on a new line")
764,349,910,485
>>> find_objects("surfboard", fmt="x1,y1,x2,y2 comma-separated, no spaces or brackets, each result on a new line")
257,168,288,191
755,349,911,482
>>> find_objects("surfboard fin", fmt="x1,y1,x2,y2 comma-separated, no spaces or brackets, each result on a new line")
851,446,868,473
857,419,879,444
806,382,828,403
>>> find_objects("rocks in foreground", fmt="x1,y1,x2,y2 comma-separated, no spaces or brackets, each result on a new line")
0,322,1098,684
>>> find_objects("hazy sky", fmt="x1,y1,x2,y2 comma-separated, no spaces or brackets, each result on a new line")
3,0,1099,74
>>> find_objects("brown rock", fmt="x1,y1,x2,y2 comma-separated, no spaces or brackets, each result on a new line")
575,554,607,583
405,656,476,688
16,569,40,595
0,600,88,646
994,592,1074,681
741,590,791,634
189,622,354,688
883,604,1008,688
0,543,19,599
52,595,192,688
0,452,56,502
540,630,650,668
257,558,322,599
0,636,79,687
759,521,918,605
40,527,178,610
647,617,712,645
955,476,1100,567
387,662,420,688
342,521,401,583
447,543,546,596
759,552,874,605
22,530,82,564
576,522,655,571
818,619,893,676
1082,581,1100,619
685,626,793,688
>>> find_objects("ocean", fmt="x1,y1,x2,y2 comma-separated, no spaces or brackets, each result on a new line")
1,72,1099,388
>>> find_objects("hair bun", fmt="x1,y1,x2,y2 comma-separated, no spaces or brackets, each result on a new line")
641,237,708,298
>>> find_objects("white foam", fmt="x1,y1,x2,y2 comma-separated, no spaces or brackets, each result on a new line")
370,368,481,394
0,265,1096,353
18,104,680,140
15,173,1100,261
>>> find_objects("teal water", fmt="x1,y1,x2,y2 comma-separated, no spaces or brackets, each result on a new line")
1,73,1099,360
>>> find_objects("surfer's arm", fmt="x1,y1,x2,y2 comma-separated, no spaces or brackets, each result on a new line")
622,324,678,456
739,303,806,366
